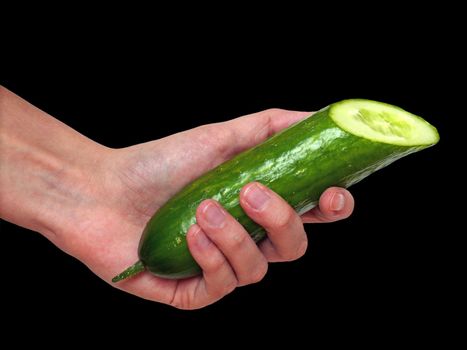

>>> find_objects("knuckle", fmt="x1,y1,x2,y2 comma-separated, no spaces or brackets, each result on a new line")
249,262,268,284
279,252,295,262
280,239,308,261
209,279,237,299
227,231,248,250
196,125,235,157
224,280,237,294
271,208,294,231
208,286,226,299
264,108,285,115
295,239,308,259
204,253,226,274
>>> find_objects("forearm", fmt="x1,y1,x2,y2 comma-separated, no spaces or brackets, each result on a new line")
0,86,109,239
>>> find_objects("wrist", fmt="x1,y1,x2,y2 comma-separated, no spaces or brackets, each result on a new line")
31,139,111,240
0,86,112,241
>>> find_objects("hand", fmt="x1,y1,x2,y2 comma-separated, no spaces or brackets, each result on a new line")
64,109,353,309
0,88,354,310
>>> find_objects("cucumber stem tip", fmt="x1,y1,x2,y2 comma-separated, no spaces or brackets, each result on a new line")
112,260,145,283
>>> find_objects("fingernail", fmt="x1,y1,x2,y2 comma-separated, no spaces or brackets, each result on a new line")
195,229,211,248
245,183,271,210
331,193,345,211
203,202,226,227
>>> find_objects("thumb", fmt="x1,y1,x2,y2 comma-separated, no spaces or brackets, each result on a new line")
150,109,312,194
221,109,312,156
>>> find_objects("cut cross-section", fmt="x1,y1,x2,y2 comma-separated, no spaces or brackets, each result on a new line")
330,99,439,146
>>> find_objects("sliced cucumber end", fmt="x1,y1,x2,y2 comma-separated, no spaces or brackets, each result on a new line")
330,99,439,146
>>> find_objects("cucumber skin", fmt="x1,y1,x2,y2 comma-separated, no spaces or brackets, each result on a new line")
139,104,429,279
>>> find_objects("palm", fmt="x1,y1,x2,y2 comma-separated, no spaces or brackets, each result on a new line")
68,124,234,304
73,115,289,307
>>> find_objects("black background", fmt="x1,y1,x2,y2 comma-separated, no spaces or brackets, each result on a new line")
0,11,462,343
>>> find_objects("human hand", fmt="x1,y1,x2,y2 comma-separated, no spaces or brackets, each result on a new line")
0,89,354,310
63,109,353,309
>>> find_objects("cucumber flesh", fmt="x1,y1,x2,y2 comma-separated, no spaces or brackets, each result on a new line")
331,99,439,146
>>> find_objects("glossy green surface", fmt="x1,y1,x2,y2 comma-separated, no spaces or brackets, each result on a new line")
136,101,437,279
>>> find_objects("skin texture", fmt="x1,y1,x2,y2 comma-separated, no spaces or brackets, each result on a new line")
0,86,354,309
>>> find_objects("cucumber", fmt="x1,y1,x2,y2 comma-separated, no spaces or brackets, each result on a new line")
113,99,439,281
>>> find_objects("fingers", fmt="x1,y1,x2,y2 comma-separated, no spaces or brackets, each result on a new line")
240,182,308,263
184,186,354,309
301,187,354,223
185,224,238,305
195,200,268,286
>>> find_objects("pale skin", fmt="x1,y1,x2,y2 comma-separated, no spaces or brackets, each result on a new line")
0,86,354,309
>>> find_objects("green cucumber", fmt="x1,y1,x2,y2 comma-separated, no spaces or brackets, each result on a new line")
113,99,439,281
